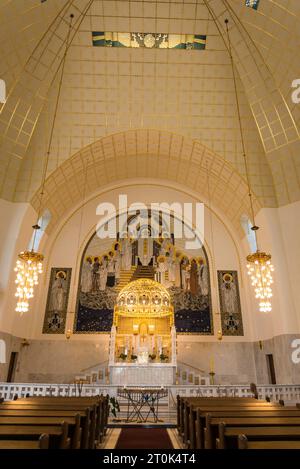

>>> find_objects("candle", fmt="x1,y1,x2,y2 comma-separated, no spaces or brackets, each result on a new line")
210,356,214,373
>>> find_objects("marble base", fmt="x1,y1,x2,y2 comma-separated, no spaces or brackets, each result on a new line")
109,363,176,385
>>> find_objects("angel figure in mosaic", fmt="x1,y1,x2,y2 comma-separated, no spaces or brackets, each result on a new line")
221,273,237,315
49,271,67,312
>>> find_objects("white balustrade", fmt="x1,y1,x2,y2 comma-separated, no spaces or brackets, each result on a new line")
1,382,300,406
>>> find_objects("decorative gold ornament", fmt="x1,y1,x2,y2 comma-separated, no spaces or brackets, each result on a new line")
14,250,44,313
66,328,72,340
13,14,74,314
114,278,173,319
246,251,274,313
157,255,166,263
217,330,223,341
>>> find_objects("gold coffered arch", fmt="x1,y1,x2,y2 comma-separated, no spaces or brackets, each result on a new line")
30,129,261,237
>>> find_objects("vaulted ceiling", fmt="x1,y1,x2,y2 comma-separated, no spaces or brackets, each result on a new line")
0,0,300,212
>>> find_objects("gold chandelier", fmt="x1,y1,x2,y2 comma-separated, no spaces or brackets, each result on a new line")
14,14,74,313
246,251,274,313
14,250,44,313
225,19,274,313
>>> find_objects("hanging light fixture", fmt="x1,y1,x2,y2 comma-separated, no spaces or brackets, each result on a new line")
225,19,274,313
14,14,74,313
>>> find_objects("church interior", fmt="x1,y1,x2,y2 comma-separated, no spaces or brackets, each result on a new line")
0,0,300,453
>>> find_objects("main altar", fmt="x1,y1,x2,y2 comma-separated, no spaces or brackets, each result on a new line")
109,278,177,385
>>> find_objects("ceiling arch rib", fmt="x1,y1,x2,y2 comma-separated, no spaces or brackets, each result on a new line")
0,0,93,200
205,0,300,205
30,129,261,238
1,0,299,206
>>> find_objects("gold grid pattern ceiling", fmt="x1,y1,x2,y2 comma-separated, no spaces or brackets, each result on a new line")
1,0,300,208
30,128,261,238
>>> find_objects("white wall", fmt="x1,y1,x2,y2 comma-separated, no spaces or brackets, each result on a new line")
23,180,251,342
1,181,300,383
0,199,34,333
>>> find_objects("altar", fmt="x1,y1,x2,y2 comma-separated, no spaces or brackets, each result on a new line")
109,278,177,385
110,363,176,386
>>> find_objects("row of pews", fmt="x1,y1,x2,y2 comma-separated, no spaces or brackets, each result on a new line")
0,395,109,449
177,396,300,449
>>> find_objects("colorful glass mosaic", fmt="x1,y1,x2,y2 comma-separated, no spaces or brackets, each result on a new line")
218,271,244,336
245,0,260,10
92,32,206,50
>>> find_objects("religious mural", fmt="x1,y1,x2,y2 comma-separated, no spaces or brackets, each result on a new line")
75,213,212,334
43,268,72,334
218,271,244,336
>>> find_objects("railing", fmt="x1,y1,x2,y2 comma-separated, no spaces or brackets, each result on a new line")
1,382,300,406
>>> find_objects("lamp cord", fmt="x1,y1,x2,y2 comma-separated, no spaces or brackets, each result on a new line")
224,19,259,248
31,13,74,252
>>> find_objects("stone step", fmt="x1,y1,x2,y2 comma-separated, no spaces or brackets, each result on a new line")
115,267,137,291
131,265,155,280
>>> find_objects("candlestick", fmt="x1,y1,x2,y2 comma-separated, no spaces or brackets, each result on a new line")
210,356,214,373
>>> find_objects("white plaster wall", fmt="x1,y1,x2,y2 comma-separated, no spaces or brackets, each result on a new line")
278,201,300,329
0,199,34,333
24,180,250,344
250,208,300,340
1,182,300,384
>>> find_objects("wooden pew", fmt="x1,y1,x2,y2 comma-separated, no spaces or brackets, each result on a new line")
217,423,300,449
0,415,81,449
238,434,300,449
204,415,300,449
179,396,275,440
0,433,49,449
191,407,300,449
177,396,262,435
0,408,89,449
0,421,69,449
1,401,96,448
0,396,109,448
7,395,109,445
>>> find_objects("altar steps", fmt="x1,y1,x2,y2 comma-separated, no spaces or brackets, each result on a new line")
131,265,155,280
115,266,136,292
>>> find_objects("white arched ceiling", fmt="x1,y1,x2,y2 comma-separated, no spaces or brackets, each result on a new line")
0,1,299,206
30,129,261,238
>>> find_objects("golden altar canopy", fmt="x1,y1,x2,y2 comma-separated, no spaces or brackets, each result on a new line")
114,278,174,321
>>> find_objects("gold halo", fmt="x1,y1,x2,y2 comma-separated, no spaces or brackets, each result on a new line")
223,273,233,283
56,270,67,279
157,255,166,263
197,256,205,265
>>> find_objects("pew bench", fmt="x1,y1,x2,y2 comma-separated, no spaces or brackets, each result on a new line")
0,433,49,449
190,408,300,449
217,424,300,449
1,402,96,448
0,422,69,449
0,415,81,449
204,416,300,449
182,402,281,447
238,434,300,449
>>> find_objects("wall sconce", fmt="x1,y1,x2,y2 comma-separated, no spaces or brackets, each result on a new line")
149,324,155,335
21,338,30,347
133,324,139,335
66,328,72,340
217,330,223,341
